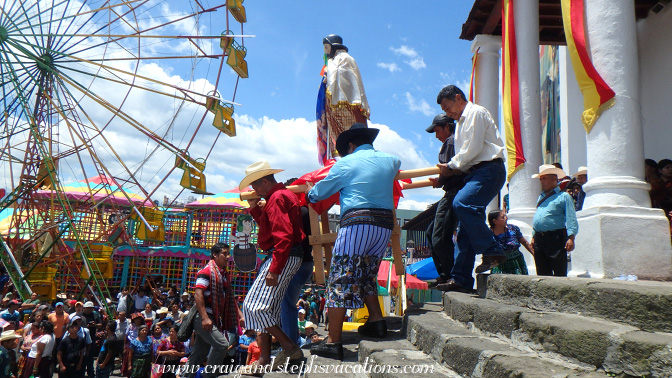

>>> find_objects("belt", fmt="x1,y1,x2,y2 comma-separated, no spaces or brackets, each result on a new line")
534,228,566,237
469,158,503,172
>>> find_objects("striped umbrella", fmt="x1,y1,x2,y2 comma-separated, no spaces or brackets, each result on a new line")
185,190,248,209
34,175,152,207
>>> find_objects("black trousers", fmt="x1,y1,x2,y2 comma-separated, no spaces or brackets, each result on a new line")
533,229,568,277
426,192,458,280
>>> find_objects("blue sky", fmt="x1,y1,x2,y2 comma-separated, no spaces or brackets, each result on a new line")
0,0,479,210
210,1,477,209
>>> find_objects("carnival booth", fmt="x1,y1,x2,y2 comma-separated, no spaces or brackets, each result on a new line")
183,190,261,300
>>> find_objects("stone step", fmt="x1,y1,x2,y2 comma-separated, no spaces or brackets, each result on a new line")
443,291,672,377
404,303,609,377
482,274,672,333
358,339,461,377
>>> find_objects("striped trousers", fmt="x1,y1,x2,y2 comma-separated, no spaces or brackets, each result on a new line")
327,224,392,309
243,255,302,333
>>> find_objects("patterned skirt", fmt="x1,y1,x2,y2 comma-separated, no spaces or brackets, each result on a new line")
491,249,529,275
130,354,151,378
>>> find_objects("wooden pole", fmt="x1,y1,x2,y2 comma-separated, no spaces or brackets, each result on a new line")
238,166,441,200
320,211,332,274
308,207,325,284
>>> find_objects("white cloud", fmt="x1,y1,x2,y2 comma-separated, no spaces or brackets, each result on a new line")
397,198,434,211
404,92,435,117
390,45,426,70
377,62,401,72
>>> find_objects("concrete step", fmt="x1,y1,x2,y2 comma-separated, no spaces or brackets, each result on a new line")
358,339,461,377
443,291,672,377
405,303,609,378
482,274,672,333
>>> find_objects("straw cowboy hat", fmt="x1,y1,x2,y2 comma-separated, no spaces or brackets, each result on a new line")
156,307,169,315
336,123,380,157
573,166,588,177
239,161,284,191
0,330,21,343
531,164,566,179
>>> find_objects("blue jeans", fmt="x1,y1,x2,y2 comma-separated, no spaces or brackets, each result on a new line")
450,161,506,289
95,365,113,378
280,260,314,345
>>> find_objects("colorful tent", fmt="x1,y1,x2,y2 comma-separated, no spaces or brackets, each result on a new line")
185,190,248,208
377,260,428,290
34,175,152,207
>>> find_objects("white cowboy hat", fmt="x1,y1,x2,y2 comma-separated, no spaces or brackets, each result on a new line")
304,321,315,330
531,164,566,179
0,330,21,342
156,307,169,315
239,161,284,191
573,166,588,176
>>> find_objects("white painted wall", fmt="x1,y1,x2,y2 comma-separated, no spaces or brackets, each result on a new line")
637,5,672,162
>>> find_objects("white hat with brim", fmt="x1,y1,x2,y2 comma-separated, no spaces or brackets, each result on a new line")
304,321,315,330
156,307,169,315
0,330,21,342
239,161,284,191
531,164,566,179
573,166,588,177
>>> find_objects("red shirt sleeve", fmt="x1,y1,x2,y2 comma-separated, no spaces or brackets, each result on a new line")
266,193,294,274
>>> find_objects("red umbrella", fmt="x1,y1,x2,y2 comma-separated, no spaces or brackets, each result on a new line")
377,260,428,290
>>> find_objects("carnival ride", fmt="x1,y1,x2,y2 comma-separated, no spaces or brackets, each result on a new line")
0,0,251,316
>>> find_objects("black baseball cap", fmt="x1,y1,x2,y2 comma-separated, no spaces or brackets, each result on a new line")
426,114,455,133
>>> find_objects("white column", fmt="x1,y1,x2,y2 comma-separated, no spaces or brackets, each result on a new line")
558,46,587,176
506,0,543,255
471,35,502,213
571,0,672,280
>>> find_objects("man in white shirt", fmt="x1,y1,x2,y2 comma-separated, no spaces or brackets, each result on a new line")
435,85,507,293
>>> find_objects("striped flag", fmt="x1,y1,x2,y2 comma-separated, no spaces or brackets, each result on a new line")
502,0,526,180
469,48,479,102
561,0,615,132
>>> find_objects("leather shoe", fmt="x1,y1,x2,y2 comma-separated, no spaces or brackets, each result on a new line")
310,339,344,361
427,276,448,289
474,255,506,274
435,279,473,293
357,319,387,338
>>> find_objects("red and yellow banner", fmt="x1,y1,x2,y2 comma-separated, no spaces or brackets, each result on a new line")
469,48,479,103
502,0,525,180
561,0,615,132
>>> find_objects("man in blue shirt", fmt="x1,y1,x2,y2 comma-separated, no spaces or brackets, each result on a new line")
531,164,579,277
307,123,401,360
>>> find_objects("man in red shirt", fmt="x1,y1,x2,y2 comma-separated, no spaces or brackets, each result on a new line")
187,243,243,378
239,161,305,374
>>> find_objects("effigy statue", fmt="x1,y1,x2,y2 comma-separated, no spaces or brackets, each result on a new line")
316,34,370,165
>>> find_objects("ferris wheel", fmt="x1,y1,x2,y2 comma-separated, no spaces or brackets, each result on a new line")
0,0,249,312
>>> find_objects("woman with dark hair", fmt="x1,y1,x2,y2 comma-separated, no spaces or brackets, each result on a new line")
122,313,145,377
17,322,39,377
155,326,184,378
149,325,166,356
487,210,533,275
20,320,54,378
128,325,152,378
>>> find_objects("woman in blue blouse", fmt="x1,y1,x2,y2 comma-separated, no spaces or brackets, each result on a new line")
128,325,152,378
487,210,533,275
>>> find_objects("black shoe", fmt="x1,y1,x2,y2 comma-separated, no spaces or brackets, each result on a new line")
435,279,473,293
427,276,448,289
310,339,344,361
474,255,506,274
357,319,387,338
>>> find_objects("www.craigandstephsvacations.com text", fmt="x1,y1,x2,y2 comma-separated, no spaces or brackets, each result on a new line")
161,356,435,376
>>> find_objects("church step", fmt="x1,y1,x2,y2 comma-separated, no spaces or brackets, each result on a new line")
358,339,461,377
481,274,672,333
404,303,607,377
443,291,672,377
